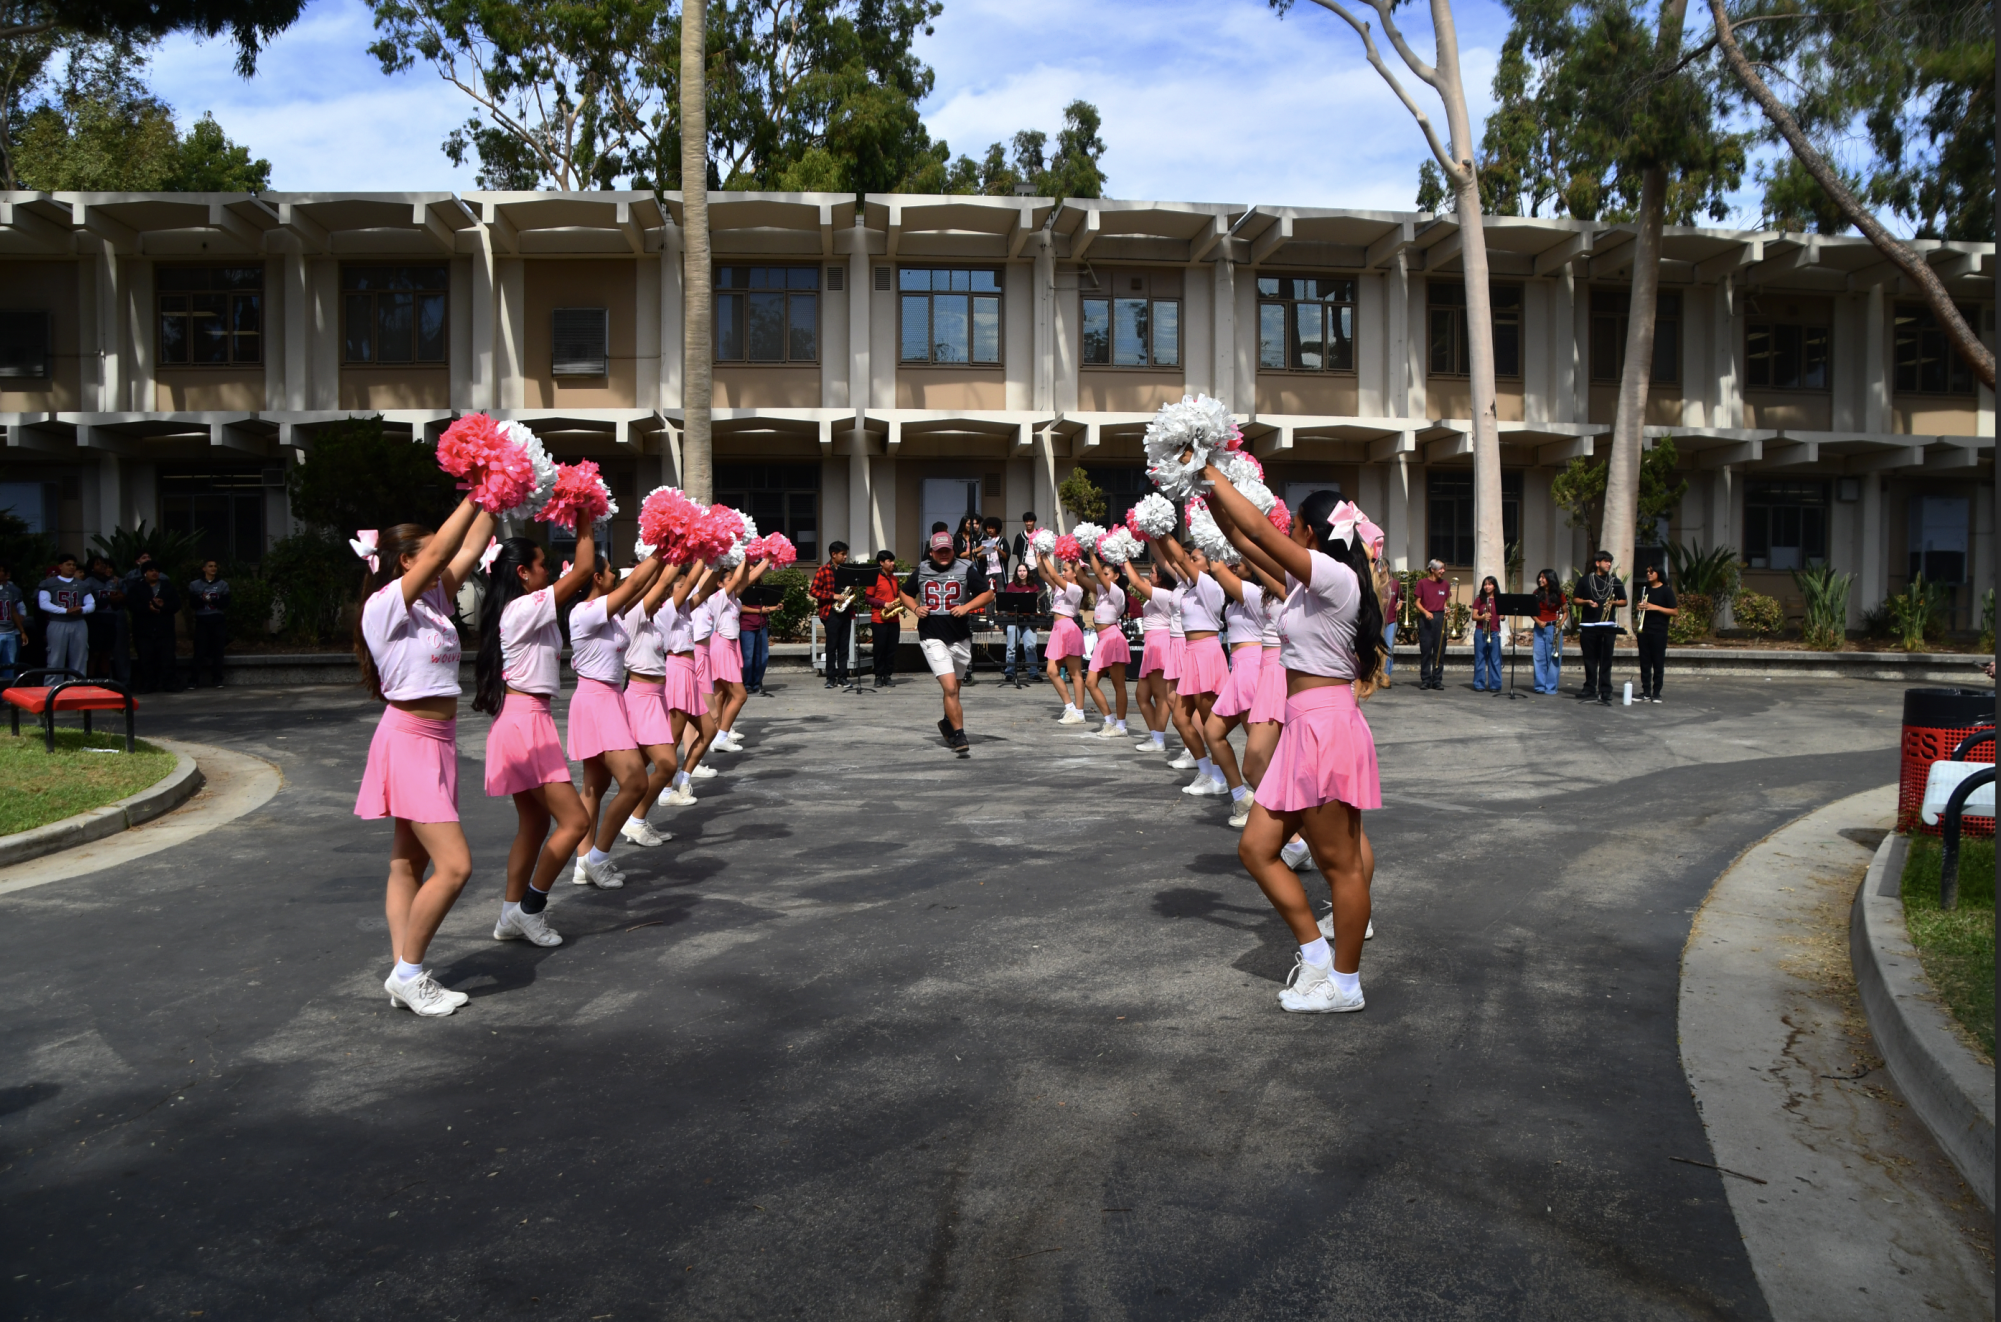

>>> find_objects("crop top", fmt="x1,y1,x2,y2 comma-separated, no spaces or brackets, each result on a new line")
361,581,462,701
1178,574,1226,634
623,601,665,675
1224,582,1266,646
1050,581,1083,619
499,588,562,696
1278,551,1360,679
567,596,629,683
1092,583,1126,626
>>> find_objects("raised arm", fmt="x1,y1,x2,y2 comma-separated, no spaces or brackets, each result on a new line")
640,558,684,616
1202,491,1290,586
1121,559,1154,602
1033,553,1067,593
1209,558,1247,603
441,508,497,597
604,554,662,616
1206,465,1312,584
1150,531,1194,582
670,559,709,608
401,495,482,606
550,527,597,607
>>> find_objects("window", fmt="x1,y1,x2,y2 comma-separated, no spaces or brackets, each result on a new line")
716,266,818,364
1588,289,1680,385
0,310,50,378
158,267,262,366
900,268,1002,365
1428,282,1521,377
1082,272,1180,368
1426,470,1522,567
551,308,609,377
342,266,447,365
160,469,269,563
715,463,820,558
1256,276,1355,372
1091,466,1155,532
1743,480,1827,570
1908,496,1969,585
1745,304,1829,390
1893,302,1978,396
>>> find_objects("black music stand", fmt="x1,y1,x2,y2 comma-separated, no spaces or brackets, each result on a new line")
831,564,882,695
995,590,1041,689
1496,593,1539,699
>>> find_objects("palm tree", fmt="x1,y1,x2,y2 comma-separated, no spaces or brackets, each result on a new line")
679,0,712,502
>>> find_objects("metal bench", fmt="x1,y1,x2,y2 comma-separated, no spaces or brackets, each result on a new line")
2,668,139,753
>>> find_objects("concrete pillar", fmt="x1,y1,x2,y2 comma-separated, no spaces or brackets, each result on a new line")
1382,453,1414,571
1551,269,1576,424
471,235,497,411
283,246,310,411
1034,234,1055,412
94,449,122,541
497,257,526,410
870,454,895,554
635,254,660,411
1859,473,1885,623
1213,256,1235,411
1714,278,1741,429
309,259,338,409
847,433,871,557
94,244,124,411
1385,255,1409,419
849,216,870,426
1863,283,1888,434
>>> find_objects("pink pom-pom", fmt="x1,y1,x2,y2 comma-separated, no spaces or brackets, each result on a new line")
640,486,704,561
763,532,798,568
744,535,768,561
1268,498,1293,536
436,412,534,513
537,460,612,531
1053,533,1082,562
681,505,742,564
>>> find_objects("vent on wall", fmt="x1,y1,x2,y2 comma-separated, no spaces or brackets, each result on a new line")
552,307,609,376
875,266,891,291
827,266,844,291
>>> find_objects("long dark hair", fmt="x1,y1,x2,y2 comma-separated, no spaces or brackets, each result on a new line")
1479,575,1499,601
1295,490,1387,691
473,536,543,715
352,523,436,700
1535,568,1561,607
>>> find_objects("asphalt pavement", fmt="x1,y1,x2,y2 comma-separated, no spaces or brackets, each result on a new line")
1,660,1911,1319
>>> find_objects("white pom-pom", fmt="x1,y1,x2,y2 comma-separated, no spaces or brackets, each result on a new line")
739,513,758,541
503,421,560,518
1143,394,1243,501
1031,527,1056,555
1127,493,1177,539
1071,521,1105,549
1096,527,1139,564
1186,500,1241,565
635,539,656,560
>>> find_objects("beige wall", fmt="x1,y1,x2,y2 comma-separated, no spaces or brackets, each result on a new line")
0,260,83,410
1743,391,1832,430
339,368,450,409
1892,397,1982,435
895,369,1005,410
715,366,821,408
1255,374,1360,417
523,259,640,408
157,370,262,410
1427,379,1526,422
1586,384,1685,426
1078,369,1186,412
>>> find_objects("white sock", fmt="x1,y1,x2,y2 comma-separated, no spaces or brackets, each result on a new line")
1299,937,1331,968
1332,968,1362,995
1150,730,1165,748
1230,784,1249,802
586,847,611,867
501,900,520,918
1065,702,1079,715
674,771,690,787
1115,721,1127,733
393,959,424,982
1195,758,1215,778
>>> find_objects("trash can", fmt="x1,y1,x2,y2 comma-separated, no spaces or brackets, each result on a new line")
1899,687,1995,835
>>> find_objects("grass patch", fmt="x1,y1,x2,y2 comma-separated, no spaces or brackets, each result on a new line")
0,728,178,837
1901,833,1996,1061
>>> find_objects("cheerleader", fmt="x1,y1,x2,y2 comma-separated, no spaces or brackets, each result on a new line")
617,554,686,844
352,500,494,1016
1036,553,1088,724
475,527,600,948
566,549,664,887
1207,476,1387,1013
660,562,719,806
1081,552,1130,738
1205,555,1288,828
708,553,771,753
1120,557,1175,752
1150,533,1230,797
683,578,725,782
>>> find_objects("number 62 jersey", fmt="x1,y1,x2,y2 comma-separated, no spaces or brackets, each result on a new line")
900,557,989,644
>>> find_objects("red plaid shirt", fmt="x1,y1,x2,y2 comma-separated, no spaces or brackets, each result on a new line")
809,561,841,620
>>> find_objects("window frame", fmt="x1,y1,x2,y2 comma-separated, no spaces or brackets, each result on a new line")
1080,286,1181,371
1426,280,1522,379
714,265,822,367
714,462,822,560
0,308,52,380
156,265,265,369
1743,307,1832,393
339,264,450,368
1587,288,1681,386
897,266,1005,368
1892,301,1981,397
1743,479,1829,570
1254,275,1358,375
1425,469,1523,568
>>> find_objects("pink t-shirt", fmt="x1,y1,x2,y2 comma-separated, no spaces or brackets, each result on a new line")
1279,550,1360,679
623,602,665,675
1093,583,1126,627
689,594,716,643
568,596,628,683
361,581,462,701
1168,583,1185,639
1050,581,1082,619
713,593,742,641
1140,590,1172,633
1179,574,1225,633
1261,585,1283,646
499,588,561,696
1224,582,1265,646
658,598,695,654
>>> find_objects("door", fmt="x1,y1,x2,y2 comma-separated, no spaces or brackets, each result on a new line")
920,479,981,554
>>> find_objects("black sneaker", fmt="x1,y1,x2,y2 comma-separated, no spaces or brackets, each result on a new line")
938,716,955,746
949,728,970,755
1577,689,1597,701
824,679,836,689
963,674,979,687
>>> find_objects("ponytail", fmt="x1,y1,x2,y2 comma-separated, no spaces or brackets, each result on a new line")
352,523,436,701
473,536,542,716
1294,490,1388,696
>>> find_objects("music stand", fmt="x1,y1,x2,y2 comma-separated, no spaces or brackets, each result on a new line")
995,590,1041,689
1496,593,1539,699
832,564,883,695
740,584,785,608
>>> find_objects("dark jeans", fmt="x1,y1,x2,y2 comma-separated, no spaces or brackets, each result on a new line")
1579,626,1615,695
86,612,117,678
1637,631,1666,696
134,630,177,693
1417,614,1445,687
192,615,227,687
871,620,899,681
740,626,769,690
824,613,853,683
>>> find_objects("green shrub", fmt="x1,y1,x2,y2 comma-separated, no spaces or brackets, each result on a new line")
1667,540,1741,606
1791,563,1854,650
1667,592,1712,643
764,566,813,640
288,415,461,534
1734,590,1782,635
1884,575,1949,652
90,521,207,584
263,530,360,646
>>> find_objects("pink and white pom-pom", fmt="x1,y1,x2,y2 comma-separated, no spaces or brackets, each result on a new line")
1267,498,1293,536
680,505,743,564
536,459,616,531
1053,533,1082,562
1030,527,1056,556
639,486,705,562
1096,527,1139,564
1126,492,1177,539
762,532,799,568
436,412,535,514
497,421,558,518
1070,521,1105,550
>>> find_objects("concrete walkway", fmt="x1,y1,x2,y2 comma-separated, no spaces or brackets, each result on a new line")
1681,786,1994,1320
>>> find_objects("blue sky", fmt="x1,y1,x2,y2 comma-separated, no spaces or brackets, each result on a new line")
140,0,1765,222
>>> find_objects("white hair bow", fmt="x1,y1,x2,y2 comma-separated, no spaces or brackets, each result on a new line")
478,538,502,572
1326,501,1361,549
349,529,380,572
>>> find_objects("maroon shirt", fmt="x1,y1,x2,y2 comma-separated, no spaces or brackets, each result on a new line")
1416,577,1451,614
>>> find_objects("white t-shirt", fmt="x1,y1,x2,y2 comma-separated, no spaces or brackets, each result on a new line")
658,598,695,653
1179,574,1226,633
713,593,742,641
1279,551,1360,680
1224,582,1266,646
623,602,665,675
567,596,628,683
689,594,716,643
1167,582,1185,639
1260,586,1283,646
1093,583,1126,627
1050,581,1083,619
499,588,561,696
361,581,462,701
1140,590,1172,633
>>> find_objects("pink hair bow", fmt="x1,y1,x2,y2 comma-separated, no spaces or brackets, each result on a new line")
560,560,573,577
1358,517,1386,554
1327,501,1362,549
478,537,502,572
349,529,380,573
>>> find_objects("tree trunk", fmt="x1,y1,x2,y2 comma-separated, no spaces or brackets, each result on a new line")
1602,166,1666,627
679,0,713,503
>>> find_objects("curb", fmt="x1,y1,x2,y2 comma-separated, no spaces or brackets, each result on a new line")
1850,832,1996,1212
0,748,205,869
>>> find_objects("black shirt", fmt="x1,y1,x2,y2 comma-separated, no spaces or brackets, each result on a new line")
1575,573,1625,626
903,558,989,644
1638,583,1676,639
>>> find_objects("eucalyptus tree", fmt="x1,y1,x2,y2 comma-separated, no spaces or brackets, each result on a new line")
679,0,712,502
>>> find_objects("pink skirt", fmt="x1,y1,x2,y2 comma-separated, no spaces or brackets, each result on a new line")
1139,631,1169,678
566,675,637,762
1165,635,1185,682
623,677,675,747
1211,643,1265,718
693,644,715,695
484,692,573,797
1257,684,1381,813
1088,627,1131,673
1248,646,1286,725
664,653,705,716
1046,615,1085,661
709,634,743,684
1176,635,1229,697
355,707,459,823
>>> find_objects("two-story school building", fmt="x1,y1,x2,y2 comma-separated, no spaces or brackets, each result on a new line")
0,189,1992,625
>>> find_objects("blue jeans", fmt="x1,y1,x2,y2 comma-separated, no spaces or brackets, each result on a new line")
1006,624,1039,677
1473,629,1502,690
740,626,770,690
1532,623,1562,693
0,630,16,682
1382,622,1396,675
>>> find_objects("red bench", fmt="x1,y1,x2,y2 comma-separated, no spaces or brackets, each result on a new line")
3,668,139,752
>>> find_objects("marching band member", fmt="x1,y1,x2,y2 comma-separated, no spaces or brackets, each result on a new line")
1532,568,1566,695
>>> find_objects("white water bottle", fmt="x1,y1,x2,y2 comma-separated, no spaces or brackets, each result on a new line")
1622,681,1633,706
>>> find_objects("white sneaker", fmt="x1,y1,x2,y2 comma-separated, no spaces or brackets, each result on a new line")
1279,959,1365,1013
690,763,718,780
1167,750,1197,770
493,905,564,947
1317,913,1376,941
1227,791,1255,828
1094,722,1122,739
1181,773,1228,796
712,734,742,752
1281,840,1312,871
385,970,464,1016
666,783,698,807
578,855,625,889
1136,738,1166,753
1058,709,1087,725
620,817,670,847
571,855,591,886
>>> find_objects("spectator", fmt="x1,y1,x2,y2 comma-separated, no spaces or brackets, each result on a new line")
188,559,231,688
954,514,981,559
808,541,853,689
1002,563,1041,682
0,562,22,682
1011,511,1041,573
1634,563,1677,703
1471,575,1503,693
82,554,127,681
865,549,902,688
978,516,1007,585
1414,559,1450,691
738,592,771,695
37,553,93,678
128,561,180,693
1373,554,1400,685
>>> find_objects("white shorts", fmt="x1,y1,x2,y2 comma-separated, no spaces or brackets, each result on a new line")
920,637,972,679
